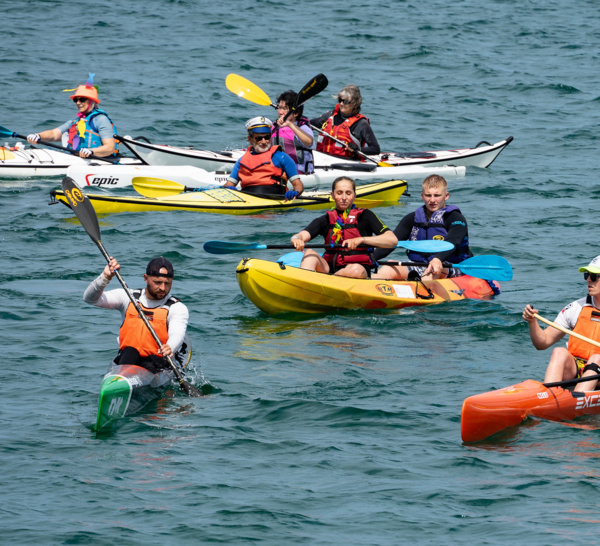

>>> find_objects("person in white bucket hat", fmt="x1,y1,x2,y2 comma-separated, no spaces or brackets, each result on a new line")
522,255,600,392
224,116,304,200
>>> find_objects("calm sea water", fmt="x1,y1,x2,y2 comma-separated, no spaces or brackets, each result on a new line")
3,0,600,543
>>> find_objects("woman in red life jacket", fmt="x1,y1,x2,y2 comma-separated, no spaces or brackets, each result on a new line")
310,84,380,159
290,176,397,279
523,256,600,392
27,73,118,158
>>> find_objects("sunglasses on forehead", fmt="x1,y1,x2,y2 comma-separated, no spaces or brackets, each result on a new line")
584,272,599,282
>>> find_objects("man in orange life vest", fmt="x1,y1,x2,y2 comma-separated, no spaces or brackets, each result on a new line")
27,73,118,158
83,256,189,372
224,116,304,199
523,256,600,392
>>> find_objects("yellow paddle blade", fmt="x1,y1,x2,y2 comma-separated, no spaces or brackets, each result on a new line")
225,74,274,107
377,161,394,167
132,177,186,198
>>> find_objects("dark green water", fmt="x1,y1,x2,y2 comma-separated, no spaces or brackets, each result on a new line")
2,0,600,543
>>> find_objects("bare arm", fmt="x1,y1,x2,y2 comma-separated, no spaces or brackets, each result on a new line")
291,230,312,251
523,304,566,350
28,128,63,143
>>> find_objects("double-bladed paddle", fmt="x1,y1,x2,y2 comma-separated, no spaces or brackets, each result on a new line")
132,176,219,198
224,75,393,168
203,239,454,255
61,177,202,397
130,176,389,208
379,255,513,281
0,125,119,163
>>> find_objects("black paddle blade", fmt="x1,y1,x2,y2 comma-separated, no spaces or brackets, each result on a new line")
179,378,203,397
61,177,101,244
295,73,328,109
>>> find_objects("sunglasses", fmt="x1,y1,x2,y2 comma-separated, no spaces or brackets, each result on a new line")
73,97,89,104
584,272,599,282
252,134,271,142
338,97,351,105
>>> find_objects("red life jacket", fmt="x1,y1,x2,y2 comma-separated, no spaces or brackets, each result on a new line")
568,304,600,360
322,208,373,268
119,291,179,358
237,145,285,189
316,104,368,157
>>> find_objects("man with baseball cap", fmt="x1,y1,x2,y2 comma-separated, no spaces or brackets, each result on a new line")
224,116,304,200
83,256,189,372
522,255,600,392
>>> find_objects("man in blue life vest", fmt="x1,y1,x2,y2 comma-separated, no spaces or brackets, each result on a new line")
523,256,600,392
372,174,472,280
27,73,118,158
83,256,189,373
224,116,304,200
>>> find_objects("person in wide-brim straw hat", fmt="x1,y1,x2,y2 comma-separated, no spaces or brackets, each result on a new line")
224,116,304,200
26,72,118,158
523,255,600,392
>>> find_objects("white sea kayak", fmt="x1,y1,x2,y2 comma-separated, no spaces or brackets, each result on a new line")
119,135,513,172
0,144,141,179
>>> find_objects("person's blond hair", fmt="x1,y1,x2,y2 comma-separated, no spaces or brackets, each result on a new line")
422,174,447,192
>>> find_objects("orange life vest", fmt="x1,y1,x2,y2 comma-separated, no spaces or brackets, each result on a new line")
316,104,368,157
237,145,285,189
568,304,600,360
119,291,179,358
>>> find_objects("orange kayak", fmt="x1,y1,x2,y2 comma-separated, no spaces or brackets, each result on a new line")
461,380,600,442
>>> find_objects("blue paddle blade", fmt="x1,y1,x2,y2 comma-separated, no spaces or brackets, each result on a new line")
456,255,513,281
397,240,454,252
203,241,267,254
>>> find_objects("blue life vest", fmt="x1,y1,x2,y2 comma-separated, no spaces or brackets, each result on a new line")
66,108,118,156
407,205,470,263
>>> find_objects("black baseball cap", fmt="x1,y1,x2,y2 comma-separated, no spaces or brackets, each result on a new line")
146,257,174,278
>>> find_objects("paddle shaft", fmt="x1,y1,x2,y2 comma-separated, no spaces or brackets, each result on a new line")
131,176,335,202
309,124,390,167
534,313,600,350
543,373,600,388
380,260,453,268
5,128,118,163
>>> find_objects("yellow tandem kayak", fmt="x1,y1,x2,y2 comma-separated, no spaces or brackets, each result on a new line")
236,258,500,314
49,179,408,216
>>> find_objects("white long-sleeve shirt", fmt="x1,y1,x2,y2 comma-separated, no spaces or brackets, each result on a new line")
83,273,189,353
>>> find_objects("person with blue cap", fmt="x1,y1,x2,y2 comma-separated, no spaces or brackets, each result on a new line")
224,116,304,200
523,255,600,392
